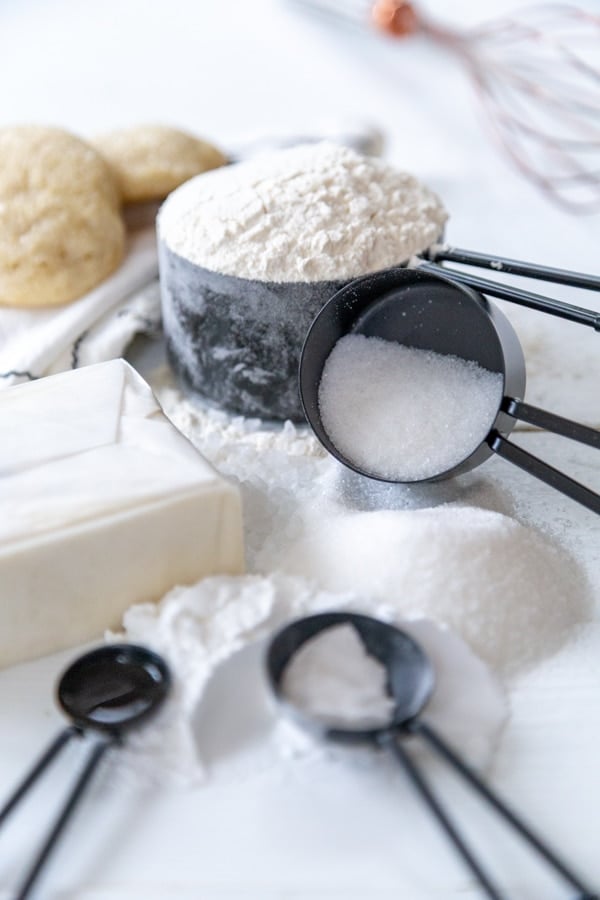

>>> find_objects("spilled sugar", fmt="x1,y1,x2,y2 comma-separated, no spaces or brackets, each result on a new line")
281,623,396,730
276,507,592,675
154,370,590,676
318,334,504,481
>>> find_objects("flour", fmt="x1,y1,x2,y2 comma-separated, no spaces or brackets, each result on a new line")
158,142,447,283
281,624,396,730
318,334,504,480
114,573,507,787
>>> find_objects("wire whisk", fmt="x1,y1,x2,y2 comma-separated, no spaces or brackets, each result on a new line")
291,1,600,213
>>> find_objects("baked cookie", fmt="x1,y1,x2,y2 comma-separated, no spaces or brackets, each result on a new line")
0,125,125,308
93,125,227,203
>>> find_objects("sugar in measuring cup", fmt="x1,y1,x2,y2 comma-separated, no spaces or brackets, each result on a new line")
266,611,597,899
299,267,600,513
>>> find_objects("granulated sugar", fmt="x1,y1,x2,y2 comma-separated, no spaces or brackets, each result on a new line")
276,506,592,674
158,142,447,282
281,624,396,730
153,373,590,677
319,334,504,481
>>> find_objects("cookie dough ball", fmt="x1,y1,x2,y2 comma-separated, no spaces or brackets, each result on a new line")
0,125,125,309
93,125,228,204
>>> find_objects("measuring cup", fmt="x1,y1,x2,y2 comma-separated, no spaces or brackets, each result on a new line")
267,611,597,900
0,643,171,900
299,266,600,513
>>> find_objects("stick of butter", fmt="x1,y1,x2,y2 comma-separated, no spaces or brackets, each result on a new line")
0,359,244,668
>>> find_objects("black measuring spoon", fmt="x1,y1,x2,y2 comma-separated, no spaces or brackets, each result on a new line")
0,643,170,899
299,266,600,513
266,612,597,900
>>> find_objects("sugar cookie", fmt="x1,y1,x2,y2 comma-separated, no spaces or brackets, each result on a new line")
93,125,227,203
0,125,125,308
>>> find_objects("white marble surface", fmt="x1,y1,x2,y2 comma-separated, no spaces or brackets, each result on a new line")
1,431,599,899
1,0,600,897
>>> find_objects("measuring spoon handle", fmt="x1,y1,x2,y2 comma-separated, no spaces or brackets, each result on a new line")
426,246,600,293
379,732,506,900
417,260,600,330
489,398,600,514
413,721,597,898
0,726,81,829
15,737,115,900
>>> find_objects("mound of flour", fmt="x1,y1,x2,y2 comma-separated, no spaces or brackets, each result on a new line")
281,623,397,729
158,142,447,282
115,573,507,787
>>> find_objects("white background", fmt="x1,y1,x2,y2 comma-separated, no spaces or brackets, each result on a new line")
1,1,600,897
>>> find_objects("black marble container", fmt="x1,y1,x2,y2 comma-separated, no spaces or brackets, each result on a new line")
159,238,349,421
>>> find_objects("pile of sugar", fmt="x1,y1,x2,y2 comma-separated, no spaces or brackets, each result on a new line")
276,506,592,674
158,142,447,283
153,371,589,676
281,624,396,730
318,334,504,481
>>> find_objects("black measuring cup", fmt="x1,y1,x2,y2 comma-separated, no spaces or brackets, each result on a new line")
0,643,171,900
267,612,597,900
299,266,600,513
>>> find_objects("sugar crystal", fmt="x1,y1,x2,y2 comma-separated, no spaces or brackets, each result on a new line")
318,334,504,481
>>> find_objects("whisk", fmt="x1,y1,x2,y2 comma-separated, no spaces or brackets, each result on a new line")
290,1,600,212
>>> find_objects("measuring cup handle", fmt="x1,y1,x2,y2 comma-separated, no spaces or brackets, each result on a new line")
417,260,600,330
378,731,505,899
425,245,600,293
15,737,115,900
488,398,600,514
503,399,600,449
413,721,597,897
490,435,600,514
0,725,81,829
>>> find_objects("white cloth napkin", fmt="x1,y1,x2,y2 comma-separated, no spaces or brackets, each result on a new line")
0,228,160,390
0,123,384,392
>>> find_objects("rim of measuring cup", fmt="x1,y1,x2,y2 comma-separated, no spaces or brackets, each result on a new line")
299,266,526,485
266,611,435,744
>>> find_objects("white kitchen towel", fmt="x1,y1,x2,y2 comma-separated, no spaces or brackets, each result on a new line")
0,228,160,389
0,123,385,392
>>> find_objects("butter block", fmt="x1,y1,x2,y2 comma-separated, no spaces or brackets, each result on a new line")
0,360,244,667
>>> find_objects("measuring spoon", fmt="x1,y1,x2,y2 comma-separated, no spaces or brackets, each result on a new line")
0,643,170,899
266,612,597,900
299,266,600,513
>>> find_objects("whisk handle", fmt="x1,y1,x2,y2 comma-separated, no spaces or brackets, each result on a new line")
427,246,600,293
417,261,600,329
